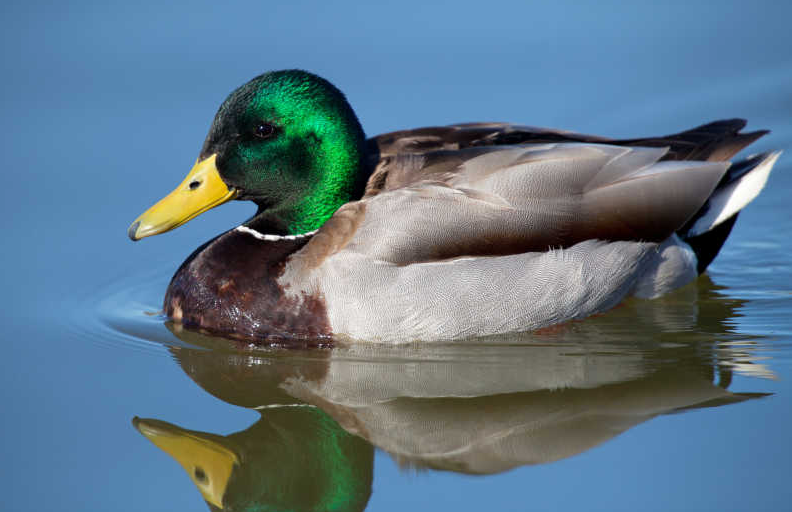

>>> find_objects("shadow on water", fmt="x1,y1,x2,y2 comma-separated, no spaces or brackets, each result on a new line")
118,275,773,511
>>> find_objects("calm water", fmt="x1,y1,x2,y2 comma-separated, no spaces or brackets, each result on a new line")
3,1,792,511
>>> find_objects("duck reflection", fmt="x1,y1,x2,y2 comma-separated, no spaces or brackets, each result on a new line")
133,406,373,512
132,346,373,512
134,276,769,508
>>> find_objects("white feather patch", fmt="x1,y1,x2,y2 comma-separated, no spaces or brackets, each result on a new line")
687,151,781,236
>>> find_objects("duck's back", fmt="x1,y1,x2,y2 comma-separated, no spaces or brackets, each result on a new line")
364,118,766,194
273,120,777,342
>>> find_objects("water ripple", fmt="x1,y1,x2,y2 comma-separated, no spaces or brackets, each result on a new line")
68,265,181,357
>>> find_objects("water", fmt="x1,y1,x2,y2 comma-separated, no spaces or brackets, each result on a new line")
3,1,792,510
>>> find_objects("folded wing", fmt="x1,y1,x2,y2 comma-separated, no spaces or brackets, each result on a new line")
313,143,727,265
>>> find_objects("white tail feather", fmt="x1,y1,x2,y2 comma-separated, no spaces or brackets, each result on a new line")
686,151,782,237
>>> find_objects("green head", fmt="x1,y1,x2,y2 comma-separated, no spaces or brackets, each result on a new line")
128,70,368,239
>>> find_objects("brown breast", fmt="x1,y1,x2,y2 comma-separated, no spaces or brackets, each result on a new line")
164,228,333,347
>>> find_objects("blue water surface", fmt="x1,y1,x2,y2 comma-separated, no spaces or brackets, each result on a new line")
2,1,791,511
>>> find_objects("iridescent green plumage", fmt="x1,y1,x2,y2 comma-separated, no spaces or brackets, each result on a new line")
201,70,367,234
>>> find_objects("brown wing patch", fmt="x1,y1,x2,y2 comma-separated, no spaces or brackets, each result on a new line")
294,201,367,269
364,123,612,198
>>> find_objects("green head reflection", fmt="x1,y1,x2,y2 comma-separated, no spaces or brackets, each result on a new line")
133,406,373,512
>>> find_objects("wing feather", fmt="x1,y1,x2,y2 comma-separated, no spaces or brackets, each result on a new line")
302,143,728,266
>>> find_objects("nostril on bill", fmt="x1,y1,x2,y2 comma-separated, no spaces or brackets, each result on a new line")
189,180,201,190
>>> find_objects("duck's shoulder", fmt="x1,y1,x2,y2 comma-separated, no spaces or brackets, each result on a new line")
363,123,610,196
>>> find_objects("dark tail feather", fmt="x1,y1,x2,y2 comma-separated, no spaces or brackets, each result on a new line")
617,118,769,162
684,214,739,274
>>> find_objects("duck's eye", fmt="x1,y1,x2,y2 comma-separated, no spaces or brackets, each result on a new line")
194,466,207,483
254,123,275,139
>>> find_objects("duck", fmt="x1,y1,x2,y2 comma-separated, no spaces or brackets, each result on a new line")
128,69,781,345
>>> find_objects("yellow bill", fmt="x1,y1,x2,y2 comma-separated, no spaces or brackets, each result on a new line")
128,154,237,241
133,417,239,509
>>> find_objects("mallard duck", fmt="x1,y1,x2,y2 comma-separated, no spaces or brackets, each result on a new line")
128,70,781,344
